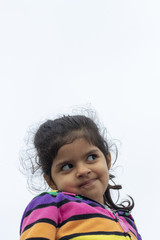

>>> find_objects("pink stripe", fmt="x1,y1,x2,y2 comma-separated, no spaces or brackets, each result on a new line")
118,216,137,236
21,206,58,233
58,202,114,222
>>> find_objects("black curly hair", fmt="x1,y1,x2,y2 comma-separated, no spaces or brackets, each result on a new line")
26,114,134,211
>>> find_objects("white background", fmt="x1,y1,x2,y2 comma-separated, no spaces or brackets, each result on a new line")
0,1,160,239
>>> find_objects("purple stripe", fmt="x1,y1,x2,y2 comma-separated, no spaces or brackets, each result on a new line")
24,192,101,213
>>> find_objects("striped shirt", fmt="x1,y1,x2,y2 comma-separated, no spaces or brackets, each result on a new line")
20,190,142,240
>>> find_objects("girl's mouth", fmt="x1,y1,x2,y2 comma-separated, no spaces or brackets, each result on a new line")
79,178,97,188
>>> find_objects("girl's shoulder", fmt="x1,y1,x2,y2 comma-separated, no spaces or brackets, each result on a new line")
23,190,59,212
21,190,97,214
20,190,65,235
20,191,142,240
26,190,103,207
114,210,142,240
20,189,107,228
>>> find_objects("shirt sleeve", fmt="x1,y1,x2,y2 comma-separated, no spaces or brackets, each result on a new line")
129,214,142,240
20,193,58,240
123,212,142,240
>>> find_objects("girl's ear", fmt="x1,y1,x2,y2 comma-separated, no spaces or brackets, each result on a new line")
43,174,57,190
107,152,111,170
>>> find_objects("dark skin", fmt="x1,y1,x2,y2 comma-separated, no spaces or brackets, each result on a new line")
44,138,111,204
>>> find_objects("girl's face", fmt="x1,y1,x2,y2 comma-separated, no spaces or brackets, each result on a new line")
45,138,111,204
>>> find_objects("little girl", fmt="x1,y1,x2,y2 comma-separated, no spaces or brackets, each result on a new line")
20,114,142,240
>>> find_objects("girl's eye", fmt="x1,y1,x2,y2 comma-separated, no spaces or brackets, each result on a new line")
88,154,97,161
61,163,73,171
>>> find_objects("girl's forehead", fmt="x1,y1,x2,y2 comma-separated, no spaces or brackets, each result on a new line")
61,129,96,146
56,138,99,157
60,137,96,150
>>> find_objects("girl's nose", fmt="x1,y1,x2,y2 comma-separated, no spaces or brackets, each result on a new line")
76,164,91,178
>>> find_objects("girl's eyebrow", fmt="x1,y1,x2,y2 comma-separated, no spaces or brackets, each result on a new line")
84,149,99,157
55,149,99,168
55,160,71,169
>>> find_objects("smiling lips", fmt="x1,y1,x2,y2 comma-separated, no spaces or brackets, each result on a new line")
79,178,97,188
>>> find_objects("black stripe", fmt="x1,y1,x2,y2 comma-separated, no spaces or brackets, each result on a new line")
25,198,71,217
58,213,117,227
59,231,130,240
56,198,99,208
129,228,137,238
34,192,57,198
25,202,57,217
26,238,49,240
23,218,56,233
36,192,103,208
